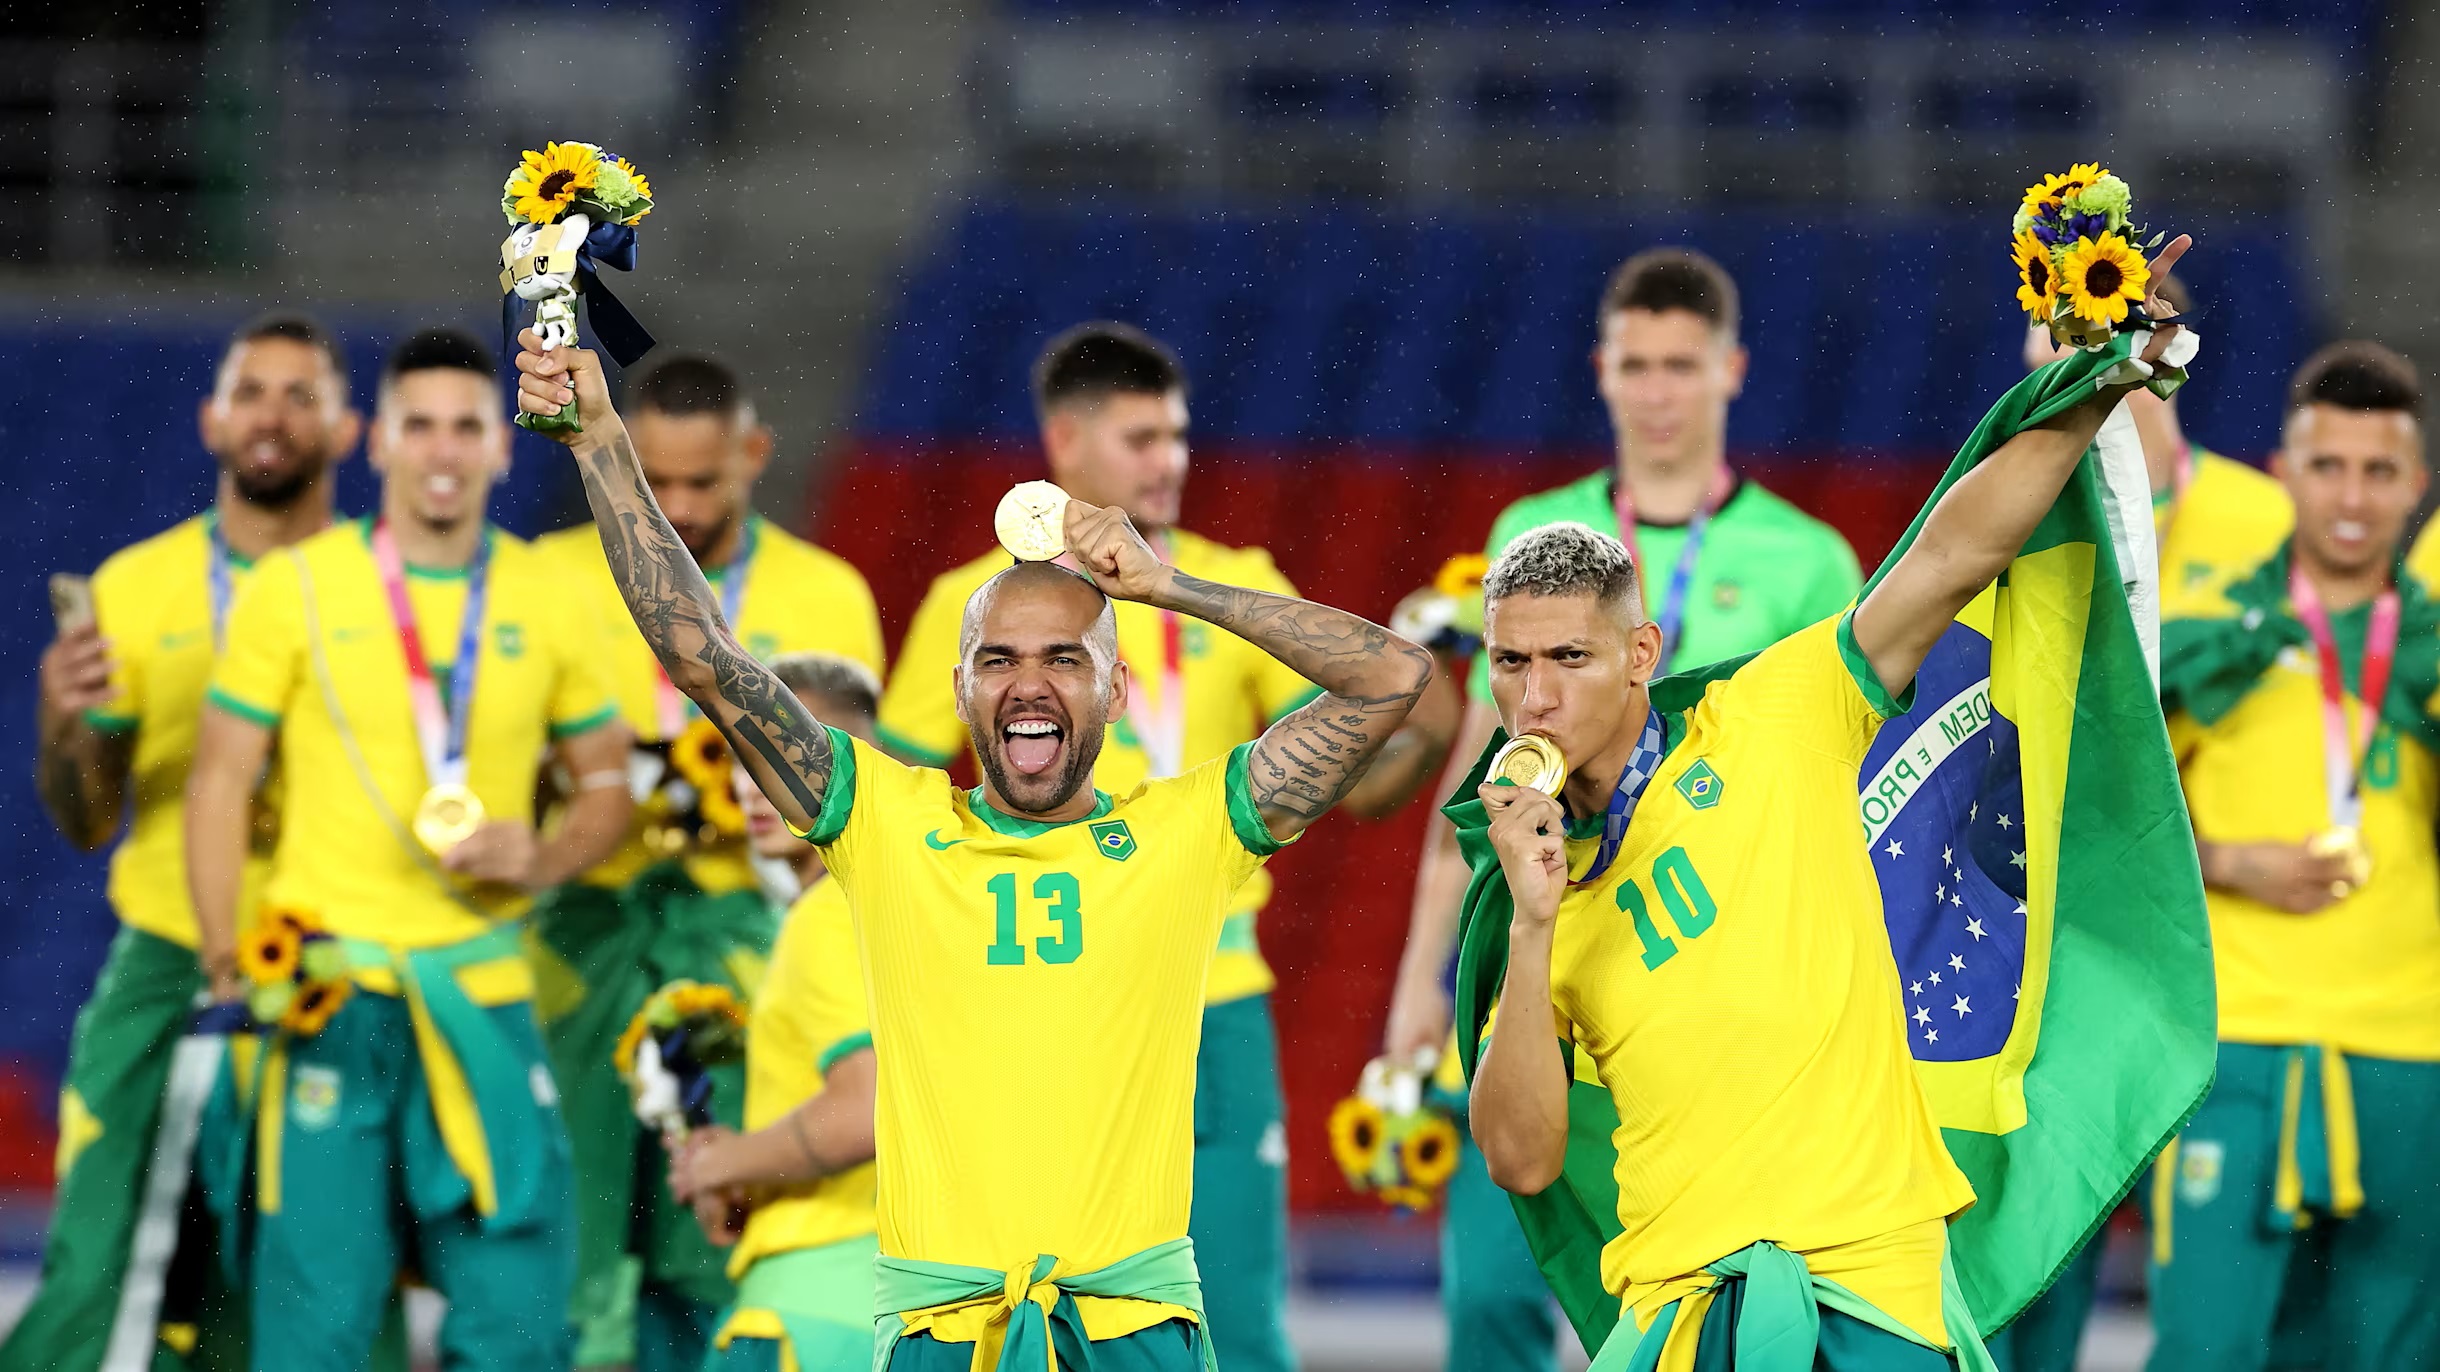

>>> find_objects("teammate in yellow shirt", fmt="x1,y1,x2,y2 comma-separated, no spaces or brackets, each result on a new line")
5,314,362,1372
1468,266,2195,1365
530,354,887,1372
515,321,1433,1370
666,654,887,1372
186,329,634,1370
2153,342,2440,1369
880,322,1457,1372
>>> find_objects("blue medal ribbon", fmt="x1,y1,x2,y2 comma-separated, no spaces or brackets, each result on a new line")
1576,704,1667,887
1612,470,1731,668
206,514,234,652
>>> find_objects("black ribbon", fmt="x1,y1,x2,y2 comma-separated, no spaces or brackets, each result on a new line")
499,218,657,367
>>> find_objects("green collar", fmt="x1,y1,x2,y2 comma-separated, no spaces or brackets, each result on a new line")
202,511,257,570
966,786,1116,837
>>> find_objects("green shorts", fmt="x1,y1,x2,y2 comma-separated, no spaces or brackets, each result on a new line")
880,1319,1203,1372
1188,992,1291,1372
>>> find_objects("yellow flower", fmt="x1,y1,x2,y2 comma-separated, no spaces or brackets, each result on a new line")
614,1008,649,1078
1432,552,1490,599
505,142,601,226
1401,1113,1461,1190
618,158,653,223
2059,161,2108,200
2058,234,2149,327
282,978,352,1037
2011,233,2057,319
671,718,732,792
1327,1095,1385,1182
2018,172,2069,220
238,918,303,986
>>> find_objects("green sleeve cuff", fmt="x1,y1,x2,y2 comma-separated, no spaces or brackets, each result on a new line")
875,723,954,768
795,725,859,846
1836,610,1916,720
81,709,138,735
1224,741,1288,857
816,1030,875,1077
548,703,619,739
204,686,280,729
1266,684,1326,725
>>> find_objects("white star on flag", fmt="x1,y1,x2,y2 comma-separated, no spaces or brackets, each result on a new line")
1997,813,2014,829
1910,981,1923,995
1886,840,1904,858
1941,846,1953,864
1950,892,1963,907
1965,917,1987,941
1949,953,1966,971
1927,1028,1940,1042
1914,1006,1931,1025
1952,995,1972,1017
1929,971,1943,986
2011,850,2027,869
2013,901,2027,917
1969,802,1978,821
1935,884,1946,902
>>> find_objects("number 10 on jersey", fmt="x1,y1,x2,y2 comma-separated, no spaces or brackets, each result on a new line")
986,871,1083,966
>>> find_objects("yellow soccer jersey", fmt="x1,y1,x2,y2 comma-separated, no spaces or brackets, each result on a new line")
85,514,269,947
209,521,618,947
2408,513,2440,595
2159,450,2293,607
730,876,877,1276
1540,616,1973,1335
537,518,885,893
877,531,1316,1005
2169,606,2440,1060
804,735,1278,1338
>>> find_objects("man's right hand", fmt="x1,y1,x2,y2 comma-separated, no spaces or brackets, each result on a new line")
2202,839,2355,915
39,624,115,731
1480,782,1568,929
511,328,618,446
1383,970,1452,1064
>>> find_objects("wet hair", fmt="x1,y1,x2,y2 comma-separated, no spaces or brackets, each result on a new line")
630,353,755,425
1599,247,1739,339
769,653,880,720
1481,521,1645,622
380,327,496,400
223,311,348,400
1032,322,1186,417
2288,341,2422,420
957,562,1121,687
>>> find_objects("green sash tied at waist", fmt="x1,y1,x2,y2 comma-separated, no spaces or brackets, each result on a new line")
1591,1241,1997,1372
870,1238,1211,1372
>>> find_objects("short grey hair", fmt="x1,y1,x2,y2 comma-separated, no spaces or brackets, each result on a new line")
1482,521,1643,619
956,563,1122,685
769,653,881,719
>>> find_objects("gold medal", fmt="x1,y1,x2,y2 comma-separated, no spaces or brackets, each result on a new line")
2309,826,2373,890
414,783,487,856
994,481,1071,562
1487,733,1567,797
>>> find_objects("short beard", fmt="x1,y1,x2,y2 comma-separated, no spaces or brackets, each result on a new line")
228,462,319,511
683,509,737,564
969,716,1107,816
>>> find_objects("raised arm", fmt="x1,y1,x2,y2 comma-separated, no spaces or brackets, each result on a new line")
1063,501,1431,842
1852,235,2192,698
515,332,835,836
36,621,130,850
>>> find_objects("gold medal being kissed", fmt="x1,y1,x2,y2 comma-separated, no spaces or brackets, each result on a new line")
2309,825,2373,897
1488,733,1567,796
414,783,487,856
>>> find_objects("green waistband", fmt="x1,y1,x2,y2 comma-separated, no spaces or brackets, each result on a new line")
1591,1240,1995,1372
870,1238,1212,1372
336,924,524,983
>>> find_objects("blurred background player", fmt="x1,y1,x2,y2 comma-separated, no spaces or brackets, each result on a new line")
1381,247,1861,1372
2153,342,2440,1370
185,329,633,1370
877,321,1460,1372
530,354,886,1372
4,313,361,1372
669,653,883,1372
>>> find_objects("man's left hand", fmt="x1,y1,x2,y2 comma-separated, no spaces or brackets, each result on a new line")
441,821,541,888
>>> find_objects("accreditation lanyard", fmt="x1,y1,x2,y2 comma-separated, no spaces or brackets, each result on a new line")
653,518,755,739
1574,705,1667,887
1120,531,1189,778
206,514,235,652
370,520,490,792
1613,468,1732,665
2290,563,2399,831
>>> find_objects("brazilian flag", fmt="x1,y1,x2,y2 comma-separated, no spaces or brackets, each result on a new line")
1451,336,2218,1347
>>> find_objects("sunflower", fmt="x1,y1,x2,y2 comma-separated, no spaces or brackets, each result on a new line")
1400,1113,1462,1190
237,918,303,986
615,1006,650,1078
282,978,352,1037
670,718,733,794
1327,1095,1386,1181
2058,234,2149,327
617,158,653,223
2011,232,2057,319
2017,171,2070,221
2058,161,2108,199
1432,552,1490,599
504,142,601,226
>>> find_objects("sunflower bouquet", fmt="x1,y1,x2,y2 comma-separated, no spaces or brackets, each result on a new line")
1388,551,1491,659
641,717,748,857
615,979,749,1141
2011,163,2164,352
1327,1055,1462,1212
496,139,659,434
234,907,353,1037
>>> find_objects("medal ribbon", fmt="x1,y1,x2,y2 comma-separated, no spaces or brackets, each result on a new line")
2289,563,2398,831
206,514,234,652
1122,531,1187,778
1613,467,1733,667
653,517,756,739
1575,705,1667,887
370,520,490,791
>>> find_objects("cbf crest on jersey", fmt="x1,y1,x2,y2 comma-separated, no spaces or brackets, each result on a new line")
1089,819,1137,862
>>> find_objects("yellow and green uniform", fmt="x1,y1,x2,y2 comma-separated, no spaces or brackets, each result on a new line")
1,515,272,1372
530,518,885,1371
878,532,1313,1372
804,733,1280,1370
198,518,616,1371
710,877,879,1372
2151,544,2440,1368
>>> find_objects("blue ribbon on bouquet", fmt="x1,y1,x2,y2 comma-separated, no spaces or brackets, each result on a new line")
499,218,657,367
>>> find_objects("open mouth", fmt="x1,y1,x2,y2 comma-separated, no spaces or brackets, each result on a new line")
1002,717,1065,777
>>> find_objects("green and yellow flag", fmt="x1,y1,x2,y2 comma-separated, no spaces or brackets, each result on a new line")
1452,337,2218,1347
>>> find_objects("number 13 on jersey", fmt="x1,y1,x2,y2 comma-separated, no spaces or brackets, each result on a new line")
986,871,1084,966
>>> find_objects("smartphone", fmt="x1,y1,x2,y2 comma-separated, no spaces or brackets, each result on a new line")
49,573,94,634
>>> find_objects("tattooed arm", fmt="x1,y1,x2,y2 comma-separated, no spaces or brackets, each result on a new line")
1064,501,1433,843
514,331,836,836
35,621,130,849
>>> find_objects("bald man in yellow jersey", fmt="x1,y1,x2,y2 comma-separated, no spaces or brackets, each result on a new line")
532,354,886,1372
188,329,633,1371
2152,342,2440,1370
5,315,362,1372
1467,256,2195,1367
515,321,1432,1371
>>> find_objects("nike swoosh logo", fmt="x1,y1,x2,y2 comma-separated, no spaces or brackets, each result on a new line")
924,829,967,850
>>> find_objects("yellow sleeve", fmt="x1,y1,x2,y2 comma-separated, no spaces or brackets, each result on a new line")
205,552,306,728
2409,521,2440,596
84,551,145,733
545,590,619,738
796,731,920,866
801,893,874,1071
1238,549,1325,723
1705,613,1900,766
877,576,971,766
